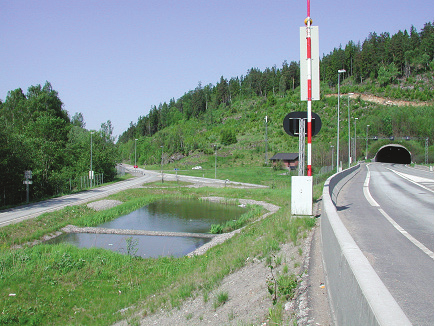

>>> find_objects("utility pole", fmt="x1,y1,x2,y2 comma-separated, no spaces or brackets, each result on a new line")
160,145,164,183
330,146,334,171
135,138,138,168
354,118,358,162
90,131,94,188
292,0,320,216
214,144,217,179
306,9,313,177
337,69,346,172
265,116,268,164
348,93,354,168
425,138,429,165
366,125,370,160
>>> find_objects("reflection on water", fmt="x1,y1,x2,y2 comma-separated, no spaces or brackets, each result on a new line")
99,198,246,233
50,198,247,257
52,233,210,258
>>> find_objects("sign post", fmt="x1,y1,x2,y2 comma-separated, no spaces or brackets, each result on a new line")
23,170,32,204
291,0,320,216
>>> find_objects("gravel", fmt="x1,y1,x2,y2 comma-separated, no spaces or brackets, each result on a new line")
67,182,331,325
114,236,310,326
87,199,123,211
113,198,330,326
187,197,279,257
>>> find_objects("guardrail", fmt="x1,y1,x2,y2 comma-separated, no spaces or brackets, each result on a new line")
321,164,412,326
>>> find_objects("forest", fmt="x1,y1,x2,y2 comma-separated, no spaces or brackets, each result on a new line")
0,22,433,207
0,82,119,207
118,22,434,143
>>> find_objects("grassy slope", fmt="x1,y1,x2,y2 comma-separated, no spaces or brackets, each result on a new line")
131,76,433,173
0,174,317,325
1,76,433,325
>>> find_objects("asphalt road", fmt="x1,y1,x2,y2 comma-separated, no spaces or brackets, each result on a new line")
0,165,267,227
336,163,434,326
0,171,158,227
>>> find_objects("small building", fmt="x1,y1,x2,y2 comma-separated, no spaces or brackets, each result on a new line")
269,153,299,170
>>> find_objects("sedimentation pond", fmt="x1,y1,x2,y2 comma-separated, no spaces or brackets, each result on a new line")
50,198,248,258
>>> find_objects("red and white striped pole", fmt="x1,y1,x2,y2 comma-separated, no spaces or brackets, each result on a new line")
306,0,313,176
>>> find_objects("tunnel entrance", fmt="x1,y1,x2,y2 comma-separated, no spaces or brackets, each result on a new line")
375,144,412,164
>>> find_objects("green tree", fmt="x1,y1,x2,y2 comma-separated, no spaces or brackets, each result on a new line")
377,63,399,86
71,112,86,128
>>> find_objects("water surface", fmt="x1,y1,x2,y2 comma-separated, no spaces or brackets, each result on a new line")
51,198,247,258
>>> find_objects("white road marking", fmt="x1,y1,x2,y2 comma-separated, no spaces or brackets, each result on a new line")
363,166,380,207
364,164,434,260
386,168,434,193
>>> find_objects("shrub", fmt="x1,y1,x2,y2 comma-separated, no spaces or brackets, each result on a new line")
220,129,237,145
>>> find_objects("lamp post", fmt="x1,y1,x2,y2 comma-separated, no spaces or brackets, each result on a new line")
337,69,346,172
160,145,164,183
366,125,370,160
354,118,358,162
214,144,217,179
265,116,268,165
347,93,354,168
330,145,334,172
90,131,94,188
134,139,138,168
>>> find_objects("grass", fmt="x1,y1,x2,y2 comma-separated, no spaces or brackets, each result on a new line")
213,291,229,309
210,205,264,234
0,168,319,325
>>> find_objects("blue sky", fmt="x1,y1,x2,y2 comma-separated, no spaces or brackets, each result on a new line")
1,0,433,138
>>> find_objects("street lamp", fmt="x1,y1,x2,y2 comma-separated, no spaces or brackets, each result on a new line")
90,131,94,188
330,145,334,171
265,116,268,165
366,125,370,160
354,118,358,162
214,144,217,179
134,139,138,168
160,145,164,183
347,93,354,168
337,69,346,172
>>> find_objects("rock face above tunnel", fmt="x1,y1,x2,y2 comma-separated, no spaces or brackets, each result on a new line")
375,144,412,164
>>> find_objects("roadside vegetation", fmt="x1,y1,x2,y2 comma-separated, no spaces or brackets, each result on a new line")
0,21,433,326
0,170,316,325
118,22,433,170
0,22,432,209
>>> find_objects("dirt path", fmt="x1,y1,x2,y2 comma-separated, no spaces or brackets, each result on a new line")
326,93,433,107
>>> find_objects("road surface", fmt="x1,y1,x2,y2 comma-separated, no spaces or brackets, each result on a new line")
336,163,434,326
0,171,158,227
0,165,267,227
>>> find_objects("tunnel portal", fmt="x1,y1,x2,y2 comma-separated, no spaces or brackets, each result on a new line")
374,144,412,164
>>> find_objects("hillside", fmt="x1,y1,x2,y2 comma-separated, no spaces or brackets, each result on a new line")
119,79,434,173
119,23,434,170
0,23,433,207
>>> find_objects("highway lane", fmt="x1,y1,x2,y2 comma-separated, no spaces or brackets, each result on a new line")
336,163,434,326
0,172,159,227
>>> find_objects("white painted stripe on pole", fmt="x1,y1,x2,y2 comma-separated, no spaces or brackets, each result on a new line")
307,143,312,164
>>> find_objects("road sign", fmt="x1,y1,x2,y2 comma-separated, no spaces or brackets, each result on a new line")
23,180,33,185
24,170,32,179
283,112,322,137
300,26,320,101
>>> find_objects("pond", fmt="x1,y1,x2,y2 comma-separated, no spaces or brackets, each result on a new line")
50,198,248,258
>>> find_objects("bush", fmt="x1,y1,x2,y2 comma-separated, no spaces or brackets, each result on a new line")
220,129,237,145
